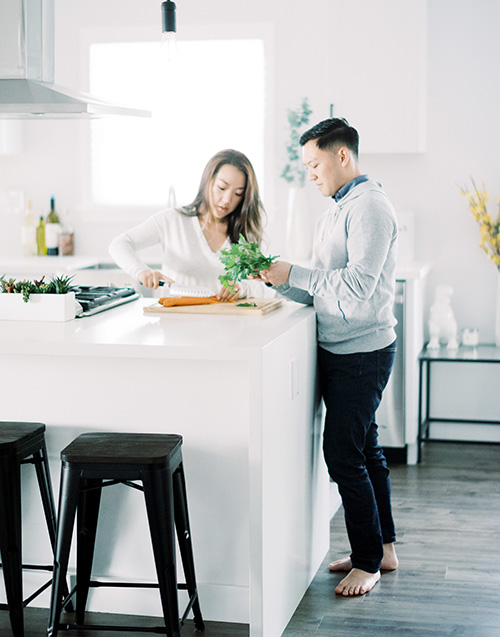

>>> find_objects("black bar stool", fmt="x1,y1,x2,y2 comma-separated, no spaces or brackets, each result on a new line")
47,432,204,637
0,421,64,637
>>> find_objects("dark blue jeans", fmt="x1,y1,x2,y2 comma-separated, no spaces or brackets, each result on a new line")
318,341,397,574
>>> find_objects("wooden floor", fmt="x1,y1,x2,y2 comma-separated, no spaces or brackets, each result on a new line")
1,441,500,636
282,441,500,637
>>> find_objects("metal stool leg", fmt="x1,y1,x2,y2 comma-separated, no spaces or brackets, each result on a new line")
33,445,74,613
0,454,24,637
143,469,181,637
173,464,204,632
33,444,57,546
76,478,103,624
47,466,81,637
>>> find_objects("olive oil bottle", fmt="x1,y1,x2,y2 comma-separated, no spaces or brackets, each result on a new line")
36,216,47,256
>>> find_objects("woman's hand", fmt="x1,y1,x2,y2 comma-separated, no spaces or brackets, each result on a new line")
138,270,174,289
217,282,242,302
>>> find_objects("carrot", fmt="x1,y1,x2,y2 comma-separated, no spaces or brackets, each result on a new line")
158,295,235,308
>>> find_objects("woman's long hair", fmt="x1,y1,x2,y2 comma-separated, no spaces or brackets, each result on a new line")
178,149,265,244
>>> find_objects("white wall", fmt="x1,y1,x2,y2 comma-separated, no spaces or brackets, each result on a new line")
1,0,499,343
361,0,500,343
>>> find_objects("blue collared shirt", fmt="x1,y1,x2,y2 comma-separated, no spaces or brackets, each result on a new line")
333,174,369,201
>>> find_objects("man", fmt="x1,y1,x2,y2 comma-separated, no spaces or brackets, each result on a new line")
257,118,399,596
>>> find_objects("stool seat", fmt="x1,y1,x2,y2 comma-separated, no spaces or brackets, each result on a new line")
0,421,65,637
0,422,46,452
48,432,204,637
61,432,183,465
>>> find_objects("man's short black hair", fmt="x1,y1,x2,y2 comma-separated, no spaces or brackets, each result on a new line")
299,118,359,158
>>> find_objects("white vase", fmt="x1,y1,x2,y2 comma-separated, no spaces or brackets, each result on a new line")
285,186,312,262
496,269,500,347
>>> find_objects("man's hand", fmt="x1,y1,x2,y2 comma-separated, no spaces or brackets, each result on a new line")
253,261,292,287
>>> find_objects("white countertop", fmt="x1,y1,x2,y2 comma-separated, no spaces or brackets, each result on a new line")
0,297,315,361
0,255,103,274
395,261,431,280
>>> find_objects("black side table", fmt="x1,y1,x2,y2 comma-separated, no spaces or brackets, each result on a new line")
418,344,500,462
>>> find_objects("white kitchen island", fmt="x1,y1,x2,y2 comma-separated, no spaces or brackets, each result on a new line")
0,298,330,637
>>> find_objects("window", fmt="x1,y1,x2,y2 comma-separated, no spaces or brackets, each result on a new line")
89,38,265,209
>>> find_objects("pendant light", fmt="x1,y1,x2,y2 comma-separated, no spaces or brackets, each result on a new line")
158,1,179,207
161,1,177,63
156,0,179,117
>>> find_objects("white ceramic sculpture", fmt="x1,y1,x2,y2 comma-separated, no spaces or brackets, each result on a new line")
427,285,459,350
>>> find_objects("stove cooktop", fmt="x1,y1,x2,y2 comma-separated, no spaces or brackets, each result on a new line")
74,285,140,318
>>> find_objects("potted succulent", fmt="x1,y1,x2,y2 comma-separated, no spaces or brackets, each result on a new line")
280,97,313,261
0,274,77,322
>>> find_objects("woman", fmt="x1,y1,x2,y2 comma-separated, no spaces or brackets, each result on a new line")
109,149,266,300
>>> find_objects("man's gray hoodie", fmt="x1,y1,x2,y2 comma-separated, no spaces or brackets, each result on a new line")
278,179,398,354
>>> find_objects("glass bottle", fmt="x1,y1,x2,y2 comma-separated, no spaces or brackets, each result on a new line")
21,199,37,256
45,195,61,256
36,216,47,256
58,209,75,256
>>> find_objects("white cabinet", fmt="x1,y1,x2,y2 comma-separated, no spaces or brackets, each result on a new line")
327,0,427,153
0,301,330,637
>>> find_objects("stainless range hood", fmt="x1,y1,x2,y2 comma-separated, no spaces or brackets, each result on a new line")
0,0,150,119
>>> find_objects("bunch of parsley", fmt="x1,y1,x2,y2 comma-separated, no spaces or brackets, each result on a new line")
219,235,279,293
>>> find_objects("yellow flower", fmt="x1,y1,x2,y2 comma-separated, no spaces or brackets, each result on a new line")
461,180,500,268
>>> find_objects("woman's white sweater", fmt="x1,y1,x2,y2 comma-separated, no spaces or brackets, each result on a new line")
108,208,266,297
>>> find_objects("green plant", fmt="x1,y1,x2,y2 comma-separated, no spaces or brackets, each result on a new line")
0,274,76,303
280,97,312,187
0,276,17,294
219,235,279,293
17,280,39,303
46,274,76,295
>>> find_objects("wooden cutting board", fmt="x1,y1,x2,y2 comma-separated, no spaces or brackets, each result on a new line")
143,297,284,316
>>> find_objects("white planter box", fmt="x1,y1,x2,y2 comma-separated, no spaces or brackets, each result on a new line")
0,292,76,322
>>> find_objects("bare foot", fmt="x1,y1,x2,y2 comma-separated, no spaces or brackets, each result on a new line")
329,543,399,572
335,568,380,596
328,556,353,572
381,542,399,571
